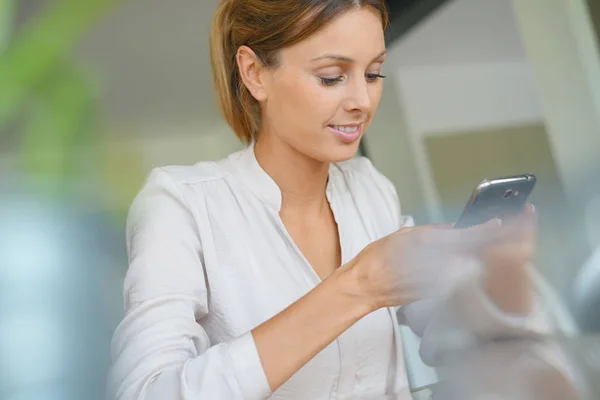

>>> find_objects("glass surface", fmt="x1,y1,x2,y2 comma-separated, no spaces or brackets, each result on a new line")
1,0,599,398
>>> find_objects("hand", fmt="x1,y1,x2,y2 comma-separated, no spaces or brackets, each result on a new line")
437,334,581,399
345,219,503,311
480,204,538,314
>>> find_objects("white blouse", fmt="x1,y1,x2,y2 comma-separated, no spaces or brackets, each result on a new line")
108,144,552,400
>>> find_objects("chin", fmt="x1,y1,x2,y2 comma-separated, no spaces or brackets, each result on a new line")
323,140,362,163
290,134,362,164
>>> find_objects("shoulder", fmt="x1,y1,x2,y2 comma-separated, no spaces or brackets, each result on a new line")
133,154,235,204
151,160,230,187
126,158,233,235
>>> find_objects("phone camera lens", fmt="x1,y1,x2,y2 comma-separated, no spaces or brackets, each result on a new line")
503,189,514,199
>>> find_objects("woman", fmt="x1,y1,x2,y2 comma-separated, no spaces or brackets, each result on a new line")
108,1,561,399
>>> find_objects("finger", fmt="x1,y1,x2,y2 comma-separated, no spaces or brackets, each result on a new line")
525,203,538,225
435,223,455,230
511,203,537,223
443,218,503,249
395,226,417,234
393,223,453,238
503,203,538,233
517,203,537,224
420,223,455,230
461,217,502,236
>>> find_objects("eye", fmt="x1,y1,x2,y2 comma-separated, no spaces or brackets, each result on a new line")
366,73,387,82
319,76,344,86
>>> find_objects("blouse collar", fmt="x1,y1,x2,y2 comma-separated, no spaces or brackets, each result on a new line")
228,142,338,212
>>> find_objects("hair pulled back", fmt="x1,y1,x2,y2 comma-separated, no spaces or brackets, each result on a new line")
209,0,389,143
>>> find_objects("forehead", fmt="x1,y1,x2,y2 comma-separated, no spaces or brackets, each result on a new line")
280,7,386,64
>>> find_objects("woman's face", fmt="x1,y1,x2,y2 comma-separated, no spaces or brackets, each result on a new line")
254,7,387,163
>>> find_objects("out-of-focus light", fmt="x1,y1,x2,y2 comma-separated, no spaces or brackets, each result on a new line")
0,201,65,286
584,194,600,249
0,184,114,400
0,313,67,389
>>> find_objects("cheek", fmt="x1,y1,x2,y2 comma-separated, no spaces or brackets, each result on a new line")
366,84,383,123
369,84,383,110
272,78,338,126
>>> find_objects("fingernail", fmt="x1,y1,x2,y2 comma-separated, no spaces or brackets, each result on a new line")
490,218,502,227
528,203,536,213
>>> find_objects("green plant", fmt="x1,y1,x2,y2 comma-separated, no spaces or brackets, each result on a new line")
0,0,122,195
0,0,13,53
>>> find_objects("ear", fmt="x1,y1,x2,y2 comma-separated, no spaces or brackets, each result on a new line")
236,45,268,102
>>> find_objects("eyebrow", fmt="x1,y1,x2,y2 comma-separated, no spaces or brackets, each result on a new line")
311,49,387,63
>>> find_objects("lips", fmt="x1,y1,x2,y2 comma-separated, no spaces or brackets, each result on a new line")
328,123,363,143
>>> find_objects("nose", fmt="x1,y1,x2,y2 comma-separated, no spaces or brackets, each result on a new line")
343,79,371,113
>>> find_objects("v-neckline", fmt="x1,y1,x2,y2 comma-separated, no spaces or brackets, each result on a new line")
274,170,345,285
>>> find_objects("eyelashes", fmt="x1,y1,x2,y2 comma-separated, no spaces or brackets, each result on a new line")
320,76,344,86
366,73,387,82
319,73,387,87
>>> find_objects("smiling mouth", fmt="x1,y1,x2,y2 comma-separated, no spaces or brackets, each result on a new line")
329,125,359,133
328,123,362,133
327,124,364,143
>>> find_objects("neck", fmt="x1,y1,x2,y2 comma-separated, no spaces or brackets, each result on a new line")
254,135,330,214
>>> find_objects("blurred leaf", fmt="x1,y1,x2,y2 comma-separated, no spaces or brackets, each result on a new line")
21,63,95,196
0,0,122,127
0,0,12,54
100,132,146,219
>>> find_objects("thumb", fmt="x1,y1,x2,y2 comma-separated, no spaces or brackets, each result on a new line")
415,223,455,231
430,223,455,230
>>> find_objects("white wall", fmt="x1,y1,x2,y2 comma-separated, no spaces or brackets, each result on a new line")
117,120,243,171
364,75,426,219
97,120,243,212
75,0,219,129
512,0,600,263
395,62,541,136
389,0,526,68
394,62,542,220
385,0,541,220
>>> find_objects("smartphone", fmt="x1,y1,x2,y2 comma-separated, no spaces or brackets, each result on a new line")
454,174,537,229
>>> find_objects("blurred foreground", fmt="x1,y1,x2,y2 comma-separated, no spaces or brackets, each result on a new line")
1,0,600,399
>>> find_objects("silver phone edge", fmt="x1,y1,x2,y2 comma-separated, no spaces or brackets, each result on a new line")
457,174,536,224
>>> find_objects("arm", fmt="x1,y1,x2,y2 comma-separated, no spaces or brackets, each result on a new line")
108,169,371,400
396,256,585,396
252,266,369,391
362,160,584,395
396,252,586,396
398,219,556,365
365,164,555,351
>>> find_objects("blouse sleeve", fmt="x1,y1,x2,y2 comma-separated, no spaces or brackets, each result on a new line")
108,169,271,400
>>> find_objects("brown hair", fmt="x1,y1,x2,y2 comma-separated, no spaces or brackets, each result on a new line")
210,0,389,144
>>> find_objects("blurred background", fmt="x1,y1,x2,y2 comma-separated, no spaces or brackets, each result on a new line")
1,0,600,398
